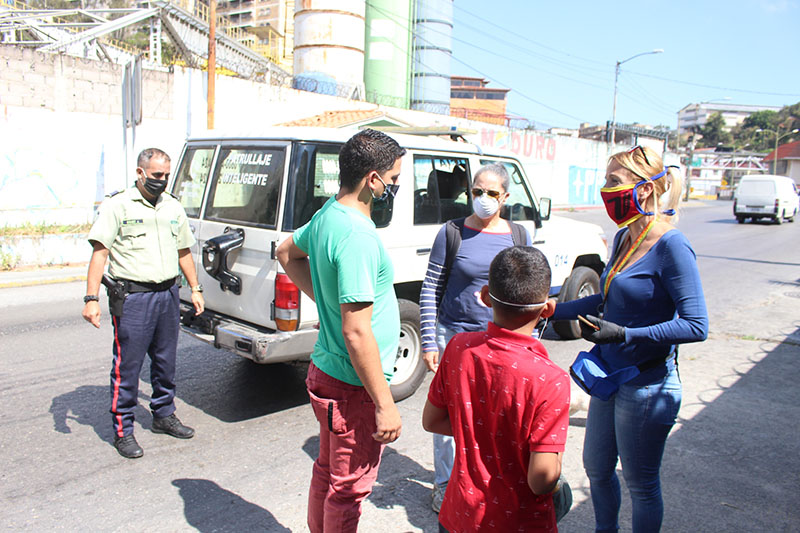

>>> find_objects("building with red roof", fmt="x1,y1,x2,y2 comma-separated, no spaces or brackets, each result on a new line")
763,139,800,185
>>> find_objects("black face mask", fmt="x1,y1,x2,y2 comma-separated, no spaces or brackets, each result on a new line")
371,175,399,211
142,177,167,198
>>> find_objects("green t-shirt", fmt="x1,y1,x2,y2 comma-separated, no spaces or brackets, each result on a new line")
293,197,400,386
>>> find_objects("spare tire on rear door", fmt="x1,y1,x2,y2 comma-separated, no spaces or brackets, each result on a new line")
552,266,601,340
389,299,427,401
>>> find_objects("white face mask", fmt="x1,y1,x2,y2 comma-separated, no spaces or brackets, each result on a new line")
473,194,499,219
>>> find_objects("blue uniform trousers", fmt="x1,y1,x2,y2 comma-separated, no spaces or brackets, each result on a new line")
110,285,180,438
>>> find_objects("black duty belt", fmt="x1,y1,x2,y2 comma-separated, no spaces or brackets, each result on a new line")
119,277,178,293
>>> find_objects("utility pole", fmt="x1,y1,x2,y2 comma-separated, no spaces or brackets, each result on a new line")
684,127,696,202
610,49,663,147
208,0,216,130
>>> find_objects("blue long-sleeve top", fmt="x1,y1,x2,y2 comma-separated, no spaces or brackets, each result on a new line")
420,222,531,353
554,228,708,382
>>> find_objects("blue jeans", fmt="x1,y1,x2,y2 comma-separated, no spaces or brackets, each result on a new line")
433,322,458,489
583,366,682,533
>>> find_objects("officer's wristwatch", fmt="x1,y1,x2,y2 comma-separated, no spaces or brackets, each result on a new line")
83,295,100,304
191,284,204,293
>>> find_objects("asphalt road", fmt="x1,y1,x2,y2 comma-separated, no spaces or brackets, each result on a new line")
1,200,798,532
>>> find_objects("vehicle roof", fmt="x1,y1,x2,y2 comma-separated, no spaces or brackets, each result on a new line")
739,174,793,182
184,126,521,160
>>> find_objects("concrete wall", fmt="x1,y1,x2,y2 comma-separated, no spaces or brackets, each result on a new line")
0,42,643,237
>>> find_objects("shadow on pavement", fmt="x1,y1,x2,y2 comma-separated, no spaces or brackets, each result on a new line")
554,326,800,532
172,478,290,532
660,330,800,532
49,384,149,444
171,341,311,423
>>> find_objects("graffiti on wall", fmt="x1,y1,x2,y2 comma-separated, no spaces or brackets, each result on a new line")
479,129,557,160
568,165,604,206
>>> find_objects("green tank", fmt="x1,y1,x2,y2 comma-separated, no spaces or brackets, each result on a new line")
364,0,413,109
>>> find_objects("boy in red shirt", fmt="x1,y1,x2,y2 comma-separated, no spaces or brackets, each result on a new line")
423,246,570,532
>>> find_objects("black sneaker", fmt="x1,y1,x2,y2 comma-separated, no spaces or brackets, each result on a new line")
152,413,195,439
114,434,144,459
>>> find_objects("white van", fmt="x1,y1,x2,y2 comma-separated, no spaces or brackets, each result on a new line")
170,127,608,400
733,174,799,224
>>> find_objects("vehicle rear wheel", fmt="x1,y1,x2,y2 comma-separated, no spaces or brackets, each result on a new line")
736,215,745,224
553,266,601,340
390,299,427,402
775,212,783,225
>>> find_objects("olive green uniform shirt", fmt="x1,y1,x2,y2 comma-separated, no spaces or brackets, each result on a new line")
88,187,195,283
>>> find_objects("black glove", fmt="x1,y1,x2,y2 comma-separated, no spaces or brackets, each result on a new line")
579,315,626,344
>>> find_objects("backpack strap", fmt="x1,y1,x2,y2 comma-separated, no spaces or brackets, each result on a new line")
509,221,526,246
442,217,466,289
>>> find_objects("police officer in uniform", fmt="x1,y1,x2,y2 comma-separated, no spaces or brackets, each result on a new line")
82,148,204,459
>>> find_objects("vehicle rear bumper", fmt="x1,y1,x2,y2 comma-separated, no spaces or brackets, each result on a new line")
180,303,317,364
735,205,776,216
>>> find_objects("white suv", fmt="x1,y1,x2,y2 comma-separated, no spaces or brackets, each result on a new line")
171,127,608,400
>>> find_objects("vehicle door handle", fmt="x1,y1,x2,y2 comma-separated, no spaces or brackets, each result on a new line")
533,240,545,245
416,247,431,255
190,224,196,233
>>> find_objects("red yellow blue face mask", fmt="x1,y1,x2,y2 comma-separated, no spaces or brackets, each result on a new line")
600,168,674,228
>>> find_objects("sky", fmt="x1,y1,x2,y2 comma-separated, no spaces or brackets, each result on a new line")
448,0,800,131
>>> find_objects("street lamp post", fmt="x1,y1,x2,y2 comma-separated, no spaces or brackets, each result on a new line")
756,127,799,174
610,49,663,146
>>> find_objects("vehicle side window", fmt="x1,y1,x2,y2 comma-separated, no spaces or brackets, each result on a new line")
481,159,536,222
286,143,396,229
413,155,471,224
172,147,215,218
286,143,340,230
205,147,285,227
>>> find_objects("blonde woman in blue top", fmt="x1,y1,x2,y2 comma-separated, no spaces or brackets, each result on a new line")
553,146,708,532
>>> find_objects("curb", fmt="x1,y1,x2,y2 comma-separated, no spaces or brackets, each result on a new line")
0,274,87,289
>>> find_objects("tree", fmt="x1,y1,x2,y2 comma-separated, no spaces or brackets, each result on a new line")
697,112,732,148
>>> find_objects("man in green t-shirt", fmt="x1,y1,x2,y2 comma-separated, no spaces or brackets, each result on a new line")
277,129,406,533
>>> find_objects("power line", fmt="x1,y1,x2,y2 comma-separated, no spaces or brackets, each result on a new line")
366,1,590,125
627,69,800,98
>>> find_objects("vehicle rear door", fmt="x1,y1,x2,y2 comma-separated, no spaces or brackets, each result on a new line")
193,141,289,328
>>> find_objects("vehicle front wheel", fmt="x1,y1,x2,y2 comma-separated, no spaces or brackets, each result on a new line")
553,266,601,340
389,299,427,402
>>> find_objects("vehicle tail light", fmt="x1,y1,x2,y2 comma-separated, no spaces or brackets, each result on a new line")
274,274,299,331
774,199,779,214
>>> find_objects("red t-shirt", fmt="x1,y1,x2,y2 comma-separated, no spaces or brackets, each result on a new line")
428,322,570,533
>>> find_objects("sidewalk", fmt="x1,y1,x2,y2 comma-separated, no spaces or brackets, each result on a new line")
0,264,87,289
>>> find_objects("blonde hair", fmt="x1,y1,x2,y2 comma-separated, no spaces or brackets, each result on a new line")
609,146,682,222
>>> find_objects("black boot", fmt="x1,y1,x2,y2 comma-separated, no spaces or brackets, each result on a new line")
114,434,144,459
152,413,195,439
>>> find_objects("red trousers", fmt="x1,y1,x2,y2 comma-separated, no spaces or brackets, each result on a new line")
306,362,385,533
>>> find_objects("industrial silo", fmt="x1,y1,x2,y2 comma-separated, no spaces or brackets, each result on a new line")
411,0,453,115
293,0,366,98
364,0,413,109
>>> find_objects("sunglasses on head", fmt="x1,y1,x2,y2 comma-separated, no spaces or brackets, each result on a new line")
471,187,503,200
627,145,651,167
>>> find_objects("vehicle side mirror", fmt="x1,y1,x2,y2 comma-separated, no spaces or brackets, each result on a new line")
539,197,551,221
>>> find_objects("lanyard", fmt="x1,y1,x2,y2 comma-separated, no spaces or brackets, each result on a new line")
603,218,656,296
